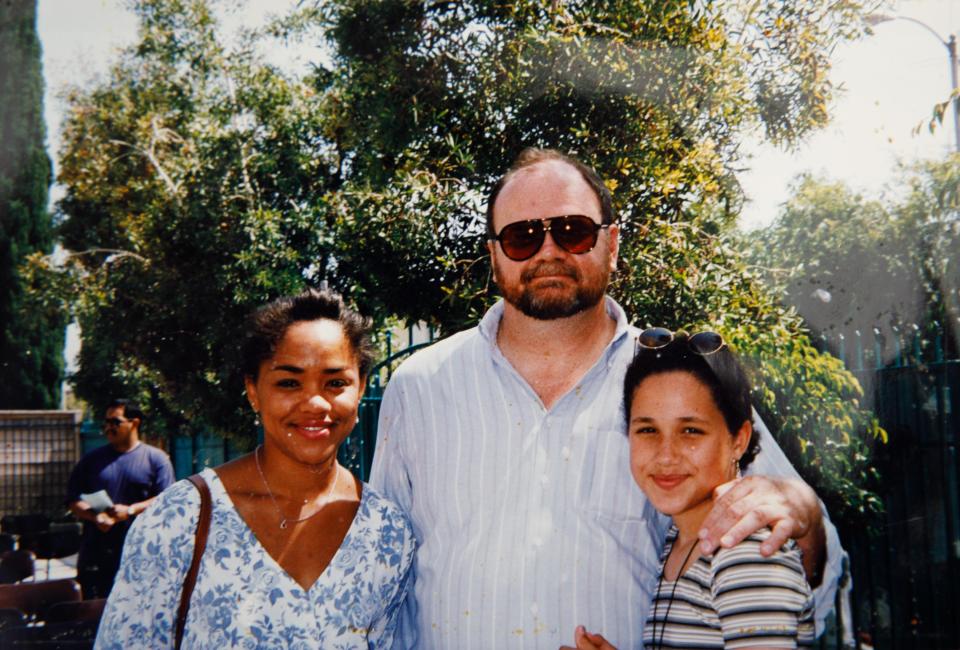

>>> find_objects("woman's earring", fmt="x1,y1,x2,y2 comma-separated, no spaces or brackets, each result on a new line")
733,457,742,480
253,411,261,427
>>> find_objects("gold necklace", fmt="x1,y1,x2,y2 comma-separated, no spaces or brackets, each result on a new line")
254,445,340,529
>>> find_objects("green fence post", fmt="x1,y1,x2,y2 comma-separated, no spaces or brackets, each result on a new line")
79,420,102,455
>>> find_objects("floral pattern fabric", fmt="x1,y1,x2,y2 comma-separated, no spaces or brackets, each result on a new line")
95,468,415,649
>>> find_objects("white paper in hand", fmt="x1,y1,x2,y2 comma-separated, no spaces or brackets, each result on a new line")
80,490,114,512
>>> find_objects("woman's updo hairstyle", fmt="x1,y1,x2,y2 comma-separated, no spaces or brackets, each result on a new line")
622,332,760,471
241,288,376,381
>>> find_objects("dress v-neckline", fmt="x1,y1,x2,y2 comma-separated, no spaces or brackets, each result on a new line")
208,468,364,594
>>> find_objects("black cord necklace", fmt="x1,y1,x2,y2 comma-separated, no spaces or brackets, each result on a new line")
651,535,698,650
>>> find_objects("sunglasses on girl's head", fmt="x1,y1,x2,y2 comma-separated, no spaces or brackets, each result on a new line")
492,214,612,262
635,327,726,356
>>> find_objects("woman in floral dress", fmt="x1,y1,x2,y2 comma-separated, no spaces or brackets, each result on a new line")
96,289,415,649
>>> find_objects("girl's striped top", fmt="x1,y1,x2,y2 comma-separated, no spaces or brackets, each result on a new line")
643,525,815,649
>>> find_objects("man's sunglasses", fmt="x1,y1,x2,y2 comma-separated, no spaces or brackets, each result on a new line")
635,327,726,356
491,214,612,262
103,417,128,427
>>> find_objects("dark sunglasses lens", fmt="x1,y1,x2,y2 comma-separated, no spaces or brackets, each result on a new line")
551,216,599,254
689,331,724,355
638,327,673,349
499,220,545,261
104,418,123,427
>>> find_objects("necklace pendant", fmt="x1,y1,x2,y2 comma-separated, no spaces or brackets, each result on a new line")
254,445,341,533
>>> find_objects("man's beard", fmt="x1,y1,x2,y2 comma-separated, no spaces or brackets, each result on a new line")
495,259,609,320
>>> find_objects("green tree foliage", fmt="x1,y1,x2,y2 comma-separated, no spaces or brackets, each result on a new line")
896,158,960,355
620,218,884,527
0,0,64,408
745,160,960,363
301,0,871,325
307,0,885,525
35,0,886,526
38,0,337,434
745,176,920,338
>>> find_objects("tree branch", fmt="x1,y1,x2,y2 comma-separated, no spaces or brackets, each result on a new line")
62,248,149,264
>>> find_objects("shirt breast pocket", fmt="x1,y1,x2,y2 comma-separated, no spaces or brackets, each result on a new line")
575,423,654,537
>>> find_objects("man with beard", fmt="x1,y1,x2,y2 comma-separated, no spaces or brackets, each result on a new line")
370,148,843,649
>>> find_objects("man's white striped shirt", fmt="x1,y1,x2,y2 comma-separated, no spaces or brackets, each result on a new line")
370,297,844,649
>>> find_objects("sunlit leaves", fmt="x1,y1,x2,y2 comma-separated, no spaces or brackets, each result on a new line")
745,162,960,358
52,0,335,439
617,217,884,526
46,0,887,524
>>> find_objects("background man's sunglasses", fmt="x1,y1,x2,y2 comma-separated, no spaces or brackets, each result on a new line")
492,214,612,261
103,417,128,427
635,327,726,356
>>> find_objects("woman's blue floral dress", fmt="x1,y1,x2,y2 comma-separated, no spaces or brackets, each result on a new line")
95,468,416,649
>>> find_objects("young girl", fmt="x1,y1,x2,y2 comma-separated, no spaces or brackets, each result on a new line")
572,329,814,649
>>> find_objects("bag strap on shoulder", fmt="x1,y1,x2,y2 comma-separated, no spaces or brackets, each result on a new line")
175,473,212,649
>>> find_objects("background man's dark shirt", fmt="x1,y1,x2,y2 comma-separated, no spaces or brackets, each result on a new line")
65,443,174,598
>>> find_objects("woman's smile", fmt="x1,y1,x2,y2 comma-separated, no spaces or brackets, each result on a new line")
246,318,365,466
291,418,336,439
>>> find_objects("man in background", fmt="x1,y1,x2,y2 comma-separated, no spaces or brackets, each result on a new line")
66,398,174,598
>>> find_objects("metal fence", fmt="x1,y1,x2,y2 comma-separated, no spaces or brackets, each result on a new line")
338,334,436,481
818,327,960,650
0,411,82,518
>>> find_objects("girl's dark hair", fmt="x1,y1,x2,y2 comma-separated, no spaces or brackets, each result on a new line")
241,288,376,381
622,333,760,471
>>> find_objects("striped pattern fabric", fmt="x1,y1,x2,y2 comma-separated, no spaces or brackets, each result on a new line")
644,526,815,649
370,297,843,649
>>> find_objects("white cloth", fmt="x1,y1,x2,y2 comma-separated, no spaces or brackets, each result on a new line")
96,468,416,649
370,297,845,649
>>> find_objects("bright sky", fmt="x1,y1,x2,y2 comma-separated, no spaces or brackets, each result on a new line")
37,0,960,368
39,0,960,228
739,0,960,228
38,0,309,177
38,0,305,373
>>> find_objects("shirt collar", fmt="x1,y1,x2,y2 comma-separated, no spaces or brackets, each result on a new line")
478,296,633,360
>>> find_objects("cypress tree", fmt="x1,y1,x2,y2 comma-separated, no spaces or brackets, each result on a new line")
0,0,63,408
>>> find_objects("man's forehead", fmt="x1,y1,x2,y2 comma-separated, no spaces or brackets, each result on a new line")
493,160,600,217
503,159,583,189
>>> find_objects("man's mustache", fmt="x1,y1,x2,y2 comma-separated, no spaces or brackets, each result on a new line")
521,261,580,283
